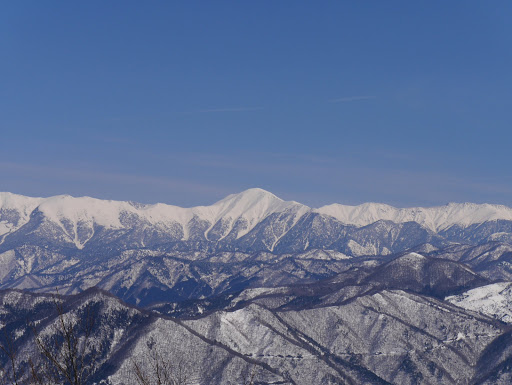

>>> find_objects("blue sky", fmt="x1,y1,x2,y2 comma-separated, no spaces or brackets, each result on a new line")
2,1,512,207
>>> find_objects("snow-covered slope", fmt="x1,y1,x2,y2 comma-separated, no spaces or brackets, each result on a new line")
0,192,45,237
192,188,308,239
446,282,512,323
315,202,512,231
5,285,509,385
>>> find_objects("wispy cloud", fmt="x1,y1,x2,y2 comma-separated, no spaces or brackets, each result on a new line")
197,107,262,113
330,96,376,103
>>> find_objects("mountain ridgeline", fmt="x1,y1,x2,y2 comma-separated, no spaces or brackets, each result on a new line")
2,188,512,255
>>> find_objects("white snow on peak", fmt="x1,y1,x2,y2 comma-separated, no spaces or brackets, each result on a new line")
314,202,512,231
138,203,193,227
446,282,512,323
137,188,308,240
37,195,129,229
400,252,427,261
0,193,46,237
389,252,428,271
0,192,45,213
141,188,304,228
193,188,309,239
209,188,304,222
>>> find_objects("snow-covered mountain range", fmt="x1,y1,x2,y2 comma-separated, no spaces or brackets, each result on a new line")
1,188,512,307
3,189,512,384
3,188,512,234
2,188,512,252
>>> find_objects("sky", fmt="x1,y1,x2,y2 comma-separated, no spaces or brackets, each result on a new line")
1,1,512,208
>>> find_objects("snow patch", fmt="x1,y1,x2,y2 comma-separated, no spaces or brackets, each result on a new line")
446,282,512,323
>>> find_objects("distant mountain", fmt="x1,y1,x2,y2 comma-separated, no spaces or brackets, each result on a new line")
2,189,512,306
0,188,308,251
2,189,512,255
315,201,512,231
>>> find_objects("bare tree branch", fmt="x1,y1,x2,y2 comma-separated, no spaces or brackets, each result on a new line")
132,341,192,385
30,291,97,385
0,329,23,385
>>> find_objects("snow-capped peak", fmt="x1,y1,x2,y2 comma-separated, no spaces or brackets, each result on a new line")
401,252,427,260
0,192,45,212
216,187,281,204
191,188,309,239
209,188,304,220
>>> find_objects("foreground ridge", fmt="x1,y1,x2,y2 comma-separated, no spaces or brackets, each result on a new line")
1,256,511,385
